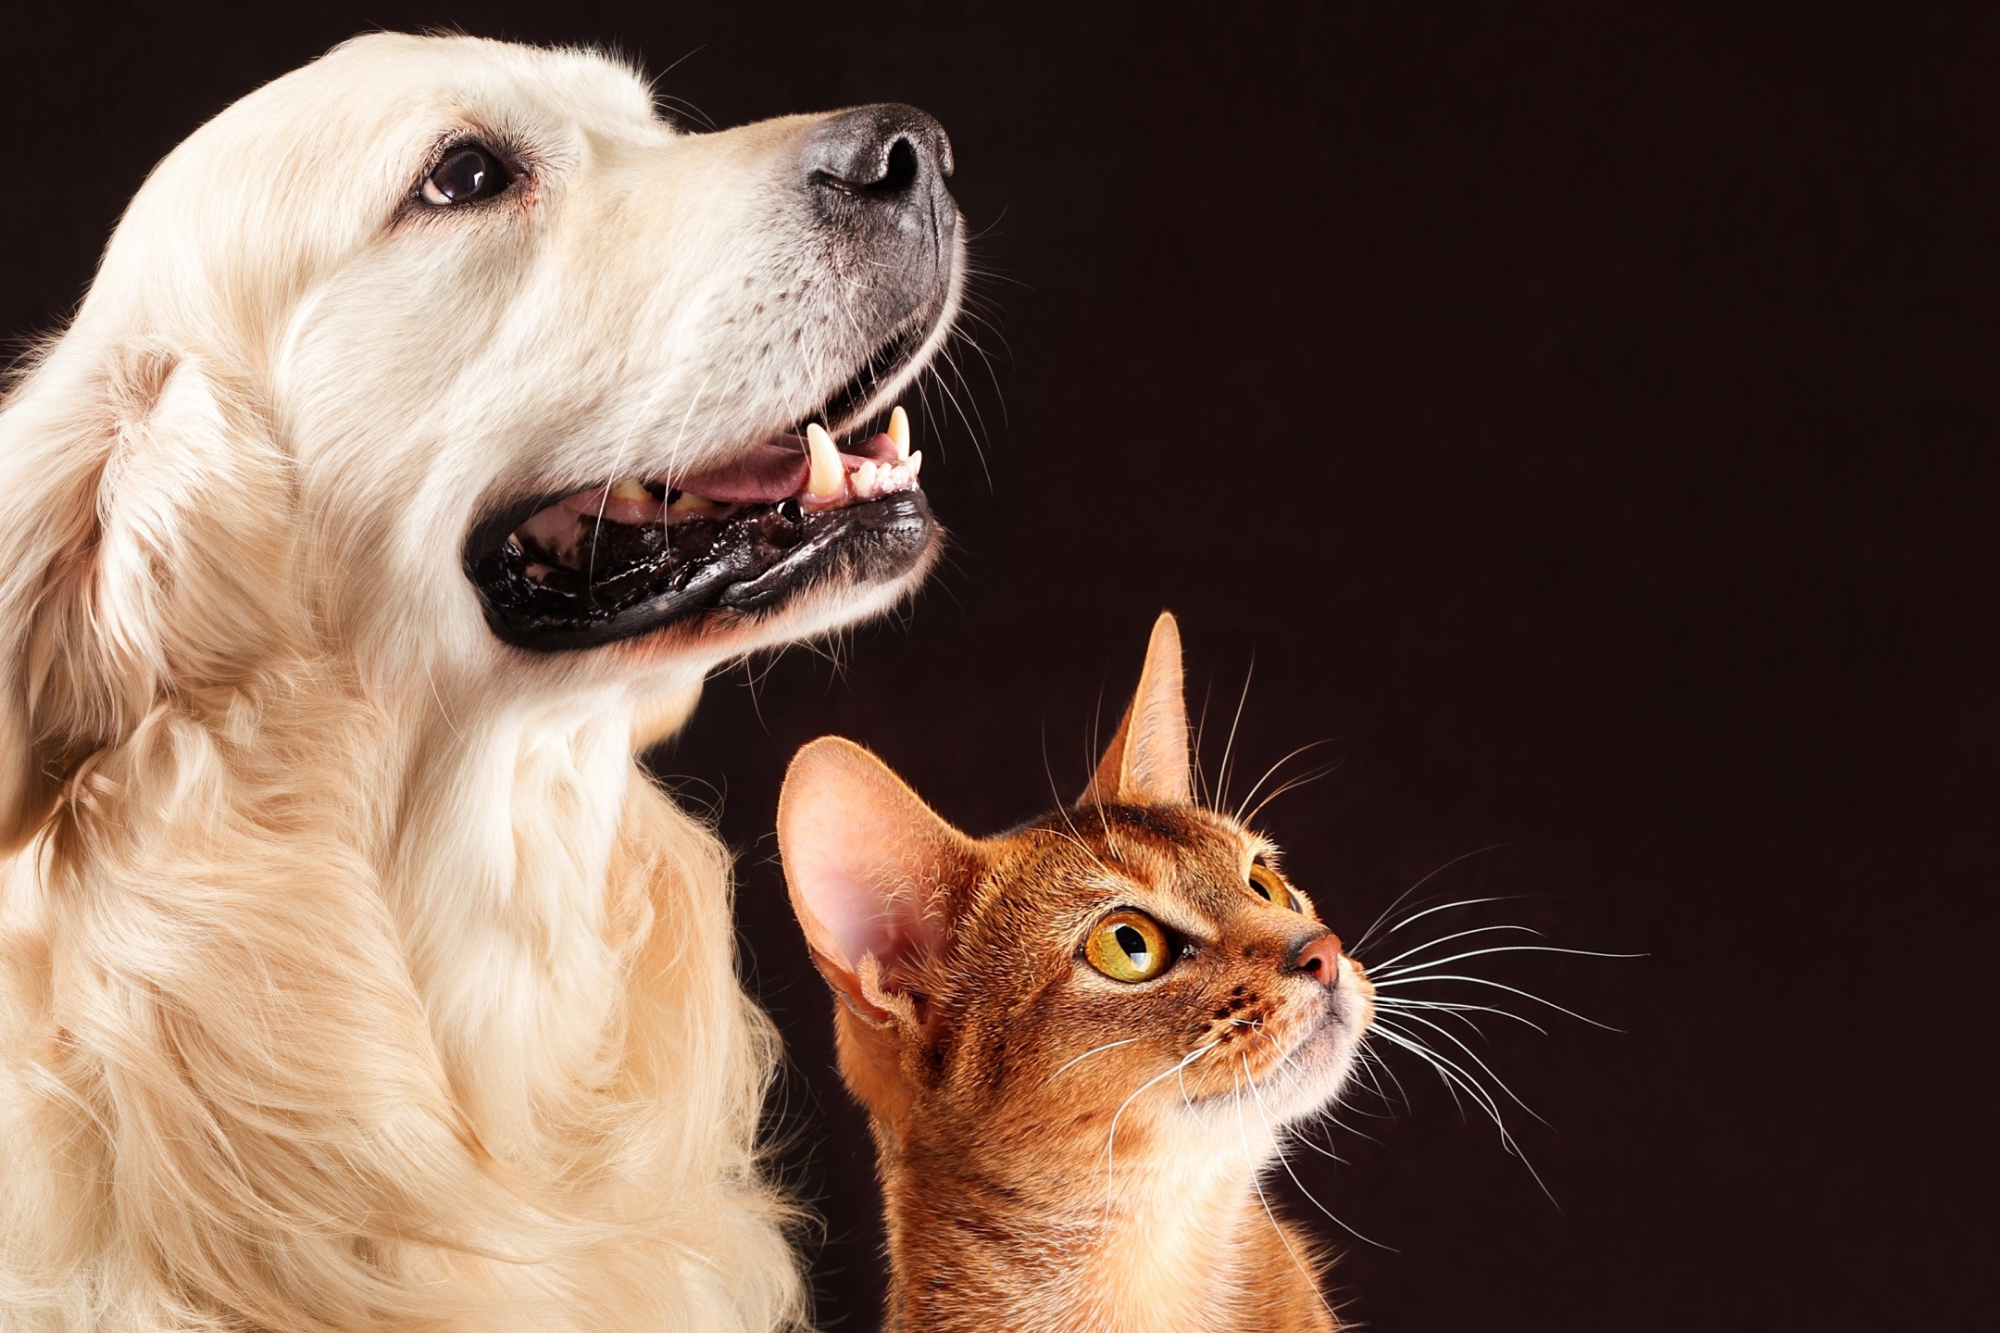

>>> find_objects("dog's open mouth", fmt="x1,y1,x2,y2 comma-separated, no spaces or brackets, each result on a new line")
464,410,936,651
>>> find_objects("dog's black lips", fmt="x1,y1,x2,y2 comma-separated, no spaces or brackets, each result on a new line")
463,297,949,653
463,489,936,652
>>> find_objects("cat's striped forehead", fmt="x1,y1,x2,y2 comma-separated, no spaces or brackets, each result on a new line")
974,803,1279,927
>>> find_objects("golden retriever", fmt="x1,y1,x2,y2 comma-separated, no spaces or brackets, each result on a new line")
0,33,958,1333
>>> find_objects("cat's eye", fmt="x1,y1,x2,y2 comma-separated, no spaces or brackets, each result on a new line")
1248,863,1303,913
1084,910,1173,983
420,145,512,206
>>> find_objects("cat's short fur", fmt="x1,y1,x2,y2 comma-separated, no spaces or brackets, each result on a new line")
779,614,1372,1333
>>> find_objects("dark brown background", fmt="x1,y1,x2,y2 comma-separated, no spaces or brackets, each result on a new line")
4,3,1992,1328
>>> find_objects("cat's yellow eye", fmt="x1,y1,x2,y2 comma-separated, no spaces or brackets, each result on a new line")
1249,863,1302,913
1084,911,1173,982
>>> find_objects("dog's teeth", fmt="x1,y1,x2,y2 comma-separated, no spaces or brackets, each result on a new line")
887,405,910,460
805,423,845,502
854,460,878,494
907,450,923,478
609,479,652,502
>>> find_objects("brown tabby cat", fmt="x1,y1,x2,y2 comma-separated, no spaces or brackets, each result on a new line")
778,613,1373,1333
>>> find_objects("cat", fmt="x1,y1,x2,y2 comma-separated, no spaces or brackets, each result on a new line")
777,613,1373,1333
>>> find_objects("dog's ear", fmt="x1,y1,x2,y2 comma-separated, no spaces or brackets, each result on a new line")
0,347,292,849
1081,611,1192,808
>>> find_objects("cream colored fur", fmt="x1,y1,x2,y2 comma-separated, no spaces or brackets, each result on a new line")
0,33,951,1333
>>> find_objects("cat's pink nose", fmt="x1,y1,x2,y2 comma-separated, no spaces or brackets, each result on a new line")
1291,932,1344,990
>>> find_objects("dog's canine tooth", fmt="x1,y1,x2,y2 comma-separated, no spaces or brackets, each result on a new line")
888,405,910,460
609,479,652,502
805,423,845,503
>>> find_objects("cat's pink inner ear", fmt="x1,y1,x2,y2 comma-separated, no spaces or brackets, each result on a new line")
778,737,974,1012
1082,611,1193,807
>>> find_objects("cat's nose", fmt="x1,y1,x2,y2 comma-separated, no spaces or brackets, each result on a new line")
1290,932,1344,990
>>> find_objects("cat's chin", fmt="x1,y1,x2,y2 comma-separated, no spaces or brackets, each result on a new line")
1216,1002,1372,1128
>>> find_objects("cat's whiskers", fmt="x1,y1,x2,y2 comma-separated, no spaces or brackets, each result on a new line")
1042,739,1126,869
1240,1051,1396,1252
1048,1035,1147,1081
1232,1018,1316,1101
1231,740,1337,823
1346,891,1600,1199
1356,892,1523,955
1174,1041,1214,1117
1212,658,1256,813
1191,683,1216,809
1239,762,1341,828
1366,1018,1560,1205
1099,1042,1221,1227
1373,995,1548,1036
1373,1009,1544,1124
1349,852,1510,958
1364,922,1546,976
1347,1045,1407,1118
1369,941,1641,985
1258,1023,1387,1143
1228,1075,1376,1333
1370,1019,1501,1132
1232,1020,1357,1162
1370,970,1623,1031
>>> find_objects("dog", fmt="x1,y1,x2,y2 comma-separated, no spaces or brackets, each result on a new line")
0,33,959,1333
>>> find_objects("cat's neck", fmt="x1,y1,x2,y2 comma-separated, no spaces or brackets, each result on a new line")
877,1115,1333,1333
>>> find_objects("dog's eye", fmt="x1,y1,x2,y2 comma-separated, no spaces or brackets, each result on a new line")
420,146,511,206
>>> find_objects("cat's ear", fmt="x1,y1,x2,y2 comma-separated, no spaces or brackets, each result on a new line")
1081,611,1193,807
779,737,982,1025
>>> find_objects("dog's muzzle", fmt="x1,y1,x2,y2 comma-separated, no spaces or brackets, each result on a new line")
461,104,960,654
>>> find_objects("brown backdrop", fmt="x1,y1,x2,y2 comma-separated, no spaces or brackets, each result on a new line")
4,3,1991,1328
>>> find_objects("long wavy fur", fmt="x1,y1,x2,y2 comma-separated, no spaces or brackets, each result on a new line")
0,34,815,1333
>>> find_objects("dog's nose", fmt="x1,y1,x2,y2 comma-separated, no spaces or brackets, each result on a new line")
801,103,955,235
1289,932,1344,991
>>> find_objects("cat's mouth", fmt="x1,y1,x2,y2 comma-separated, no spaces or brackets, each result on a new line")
1273,978,1372,1099
464,413,934,651
1202,975,1373,1116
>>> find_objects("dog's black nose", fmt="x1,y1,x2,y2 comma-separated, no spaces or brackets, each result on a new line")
803,103,953,197
801,103,956,242
796,104,957,348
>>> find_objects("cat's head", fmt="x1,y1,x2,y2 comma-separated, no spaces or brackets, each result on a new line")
777,614,1372,1168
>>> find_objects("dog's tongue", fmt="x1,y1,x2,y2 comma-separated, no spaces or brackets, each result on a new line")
678,439,810,503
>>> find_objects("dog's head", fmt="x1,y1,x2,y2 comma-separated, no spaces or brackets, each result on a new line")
0,34,961,842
